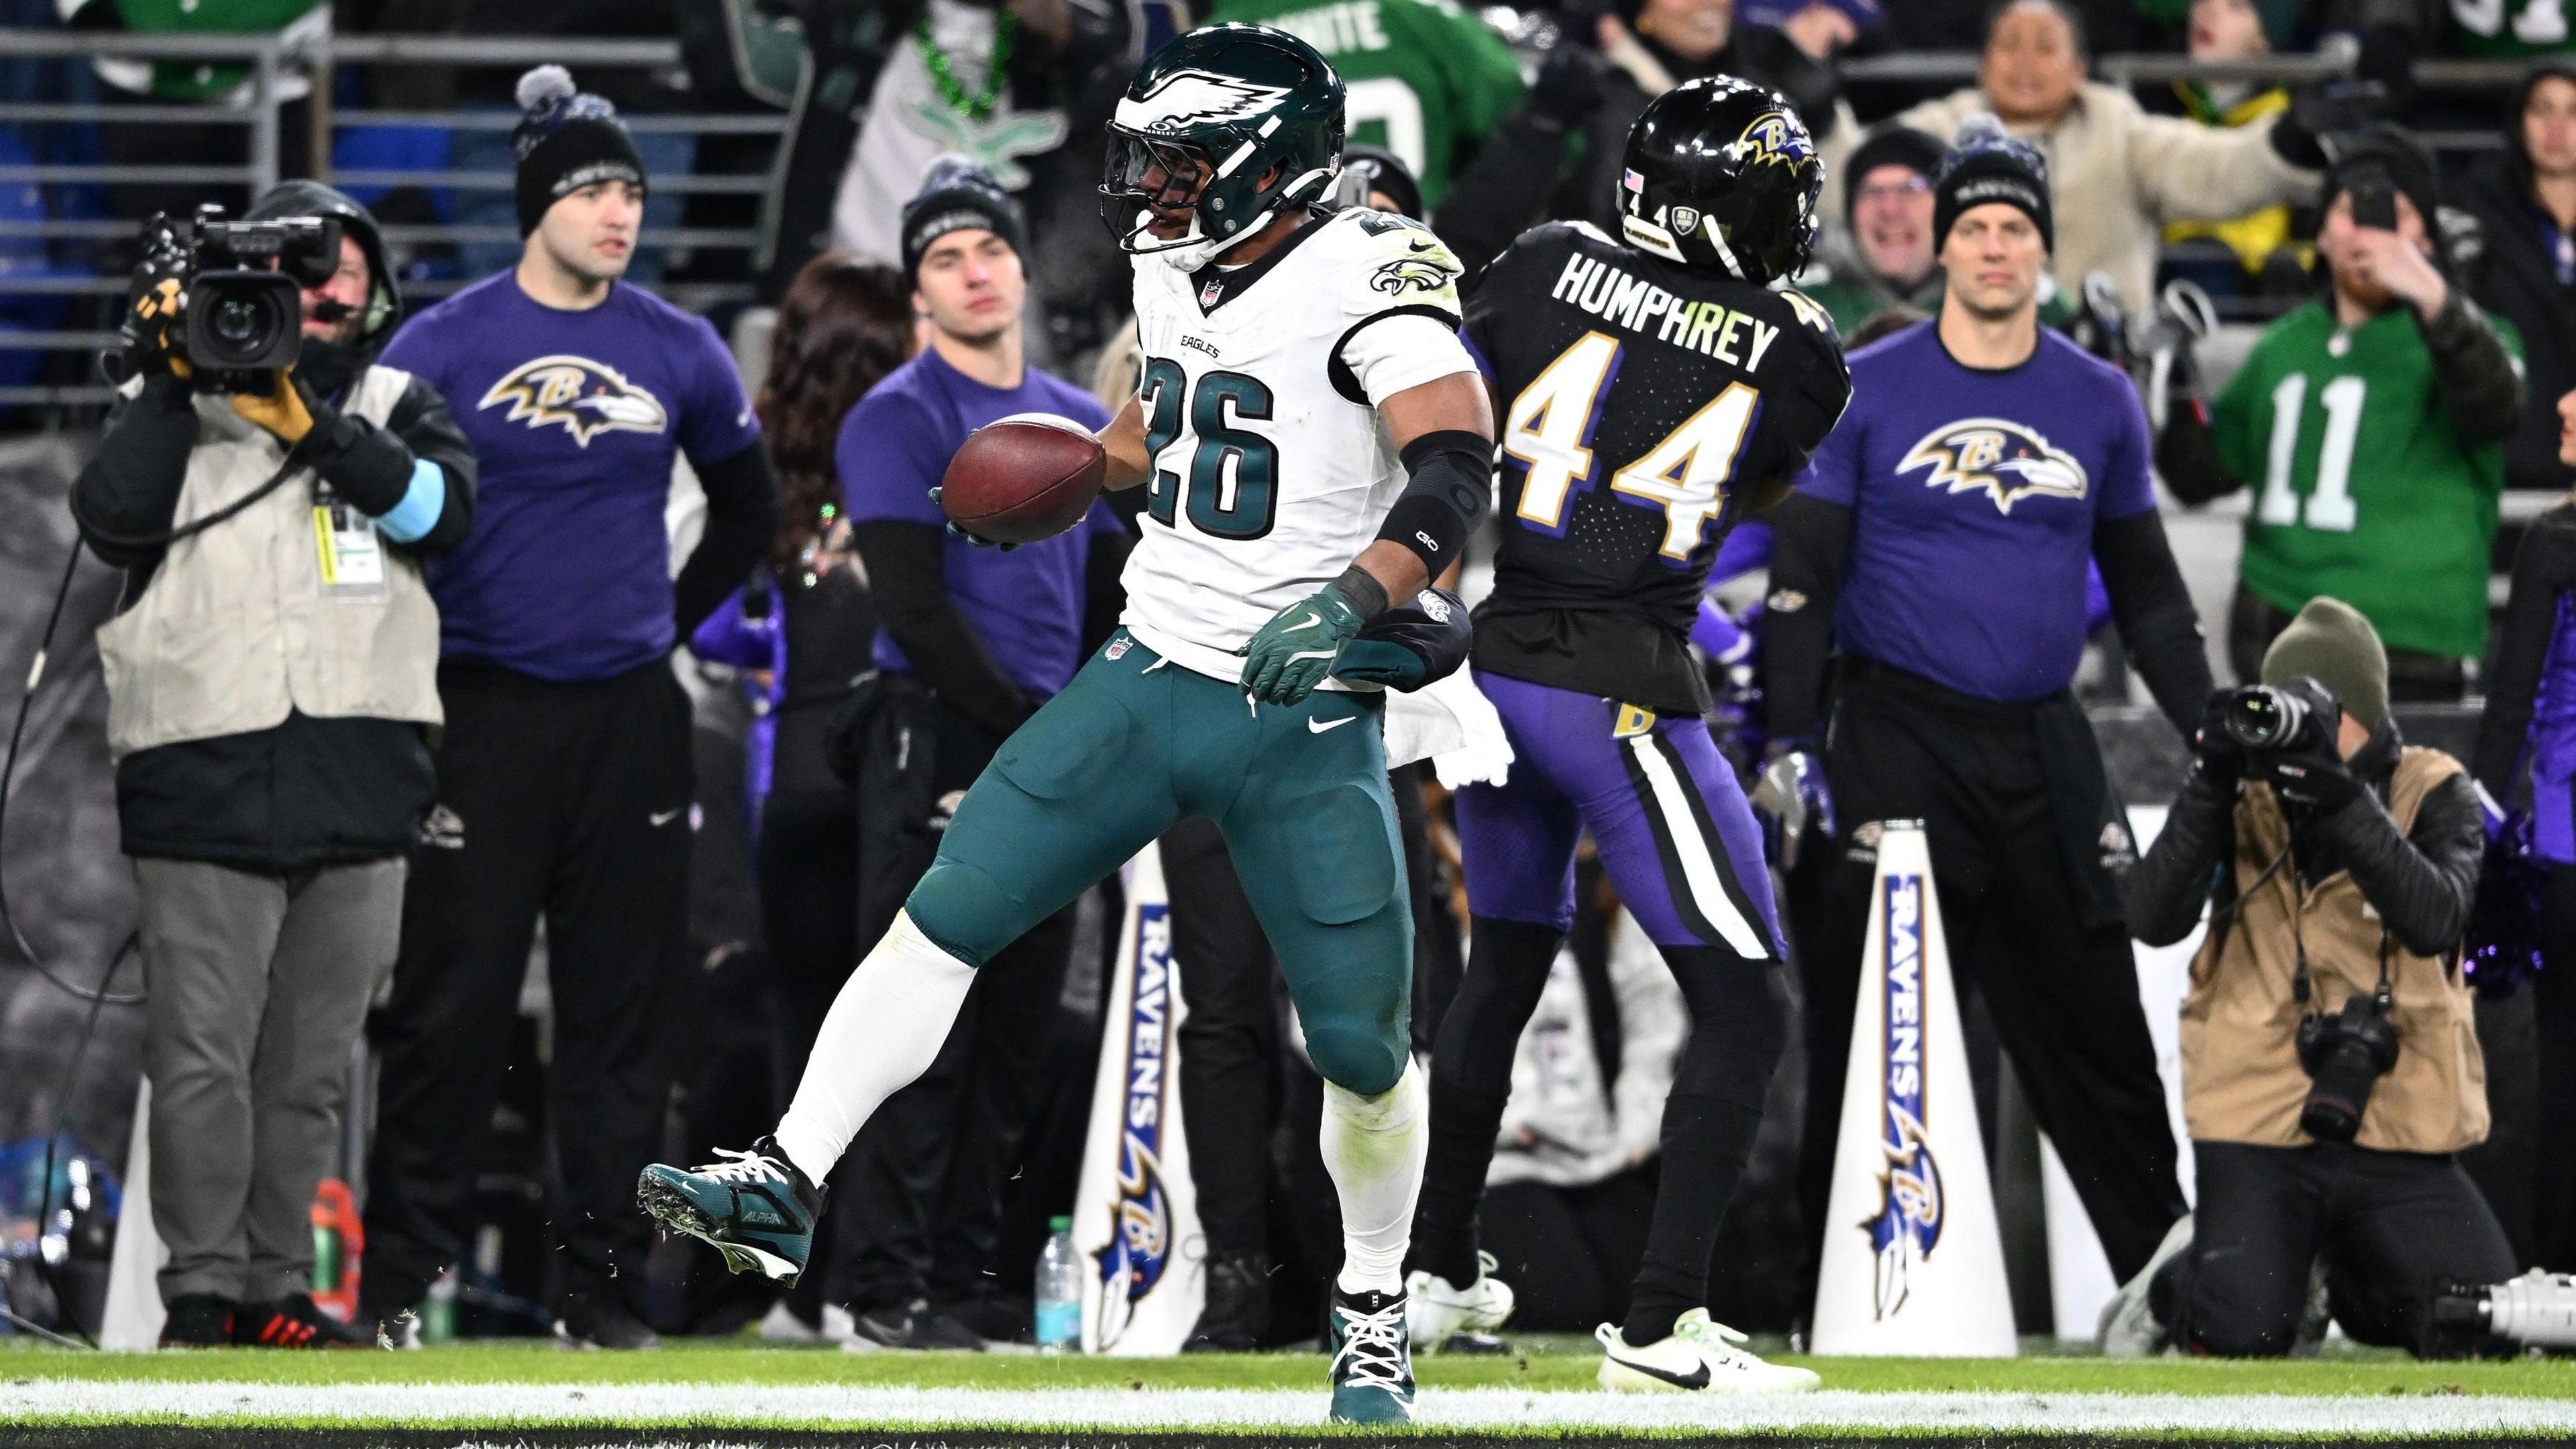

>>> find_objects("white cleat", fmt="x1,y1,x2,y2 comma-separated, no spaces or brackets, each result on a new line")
1405,1250,1516,1348
1595,1309,1820,1394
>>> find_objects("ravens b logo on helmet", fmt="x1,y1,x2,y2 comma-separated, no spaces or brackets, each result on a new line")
1897,417,2089,515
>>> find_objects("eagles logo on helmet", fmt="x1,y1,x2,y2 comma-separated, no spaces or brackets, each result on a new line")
1618,76,1823,288
1097,24,1345,271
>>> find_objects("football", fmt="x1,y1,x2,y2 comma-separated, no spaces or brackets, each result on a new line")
938,413,1108,545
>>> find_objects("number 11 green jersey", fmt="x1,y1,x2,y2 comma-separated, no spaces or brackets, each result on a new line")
2212,299,2520,661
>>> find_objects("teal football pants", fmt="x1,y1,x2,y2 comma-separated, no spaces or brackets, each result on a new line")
905,631,1415,1097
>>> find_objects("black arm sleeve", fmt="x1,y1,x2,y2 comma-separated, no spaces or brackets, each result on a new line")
849,519,1037,738
2322,770,2485,956
1434,110,1574,281
70,374,197,570
2122,770,2239,947
674,440,782,637
2473,515,2576,796
2417,292,2526,447
2094,509,2215,739
1761,490,1851,745
2153,402,2243,507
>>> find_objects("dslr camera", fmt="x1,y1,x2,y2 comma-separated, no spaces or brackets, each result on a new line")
2218,676,2343,756
125,204,343,393
2294,984,2400,1141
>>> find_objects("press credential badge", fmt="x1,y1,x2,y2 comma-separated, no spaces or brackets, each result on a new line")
313,485,386,596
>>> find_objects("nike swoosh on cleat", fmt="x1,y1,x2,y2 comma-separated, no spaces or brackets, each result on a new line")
1309,716,1354,733
1607,1352,1711,1390
649,808,686,826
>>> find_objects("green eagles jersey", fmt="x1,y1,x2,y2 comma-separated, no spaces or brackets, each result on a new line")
2445,0,2576,56
2214,299,2519,661
1204,0,1525,207
113,0,325,100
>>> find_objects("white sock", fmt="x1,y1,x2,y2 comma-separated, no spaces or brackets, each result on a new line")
771,910,977,1185
1320,1059,1429,1297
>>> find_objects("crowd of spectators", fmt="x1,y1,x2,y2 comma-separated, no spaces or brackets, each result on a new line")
38,0,2576,1362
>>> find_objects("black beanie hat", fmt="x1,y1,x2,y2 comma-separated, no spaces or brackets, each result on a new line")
1338,145,1425,221
512,66,647,237
1933,114,2053,254
2328,123,2440,240
1843,125,1944,229
900,158,1027,283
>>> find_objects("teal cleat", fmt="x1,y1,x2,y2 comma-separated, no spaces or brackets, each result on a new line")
1326,1286,1416,1426
636,1135,823,1285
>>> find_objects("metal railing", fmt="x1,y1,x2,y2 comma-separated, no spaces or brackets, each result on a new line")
0,28,780,408
0,28,2549,413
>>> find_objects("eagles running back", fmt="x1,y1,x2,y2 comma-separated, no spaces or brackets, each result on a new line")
1121,203,1468,683
1468,219,1850,713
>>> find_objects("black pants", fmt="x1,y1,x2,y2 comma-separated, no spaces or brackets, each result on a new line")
2157,1139,2516,1358
1797,673,2186,1296
833,683,1075,1313
1479,1169,1659,1332
362,661,694,1318
2538,866,2576,1272
757,780,861,1320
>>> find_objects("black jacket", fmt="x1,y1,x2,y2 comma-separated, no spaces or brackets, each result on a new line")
2463,58,2576,494
2123,719,2485,959
1435,25,1841,280
72,183,479,869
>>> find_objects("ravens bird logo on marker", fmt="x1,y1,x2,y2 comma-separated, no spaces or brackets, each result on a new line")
1896,417,2089,515
478,355,670,447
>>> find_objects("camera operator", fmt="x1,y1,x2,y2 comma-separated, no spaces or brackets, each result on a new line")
2121,598,2514,1358
70,181,476,1349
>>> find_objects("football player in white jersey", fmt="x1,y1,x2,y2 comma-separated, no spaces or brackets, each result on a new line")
641,23,1493,1424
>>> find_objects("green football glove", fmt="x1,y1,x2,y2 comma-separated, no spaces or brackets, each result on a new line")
1238,580,1369,706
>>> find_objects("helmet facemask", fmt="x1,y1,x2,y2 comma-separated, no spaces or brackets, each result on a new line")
1099,125,1333,271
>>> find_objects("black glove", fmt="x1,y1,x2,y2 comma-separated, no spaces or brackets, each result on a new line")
2271,78,2387,171
1527,42,1609,129
924,486,1021,551
2192,689,2243,790
2251,748,2366,813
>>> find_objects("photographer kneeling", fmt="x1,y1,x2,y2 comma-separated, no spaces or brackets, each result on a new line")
2124,598,2512,1358
71,182,474,1348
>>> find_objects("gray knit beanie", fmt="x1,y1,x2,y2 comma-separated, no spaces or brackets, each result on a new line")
2261,596,2390,731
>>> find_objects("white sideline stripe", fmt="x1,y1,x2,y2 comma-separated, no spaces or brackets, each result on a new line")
11,1381,2576,1436
1625,734,1768,959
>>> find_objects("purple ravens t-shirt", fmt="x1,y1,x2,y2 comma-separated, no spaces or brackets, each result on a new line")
836,347,1118,698
380,272,761,681
1795,320,2155,703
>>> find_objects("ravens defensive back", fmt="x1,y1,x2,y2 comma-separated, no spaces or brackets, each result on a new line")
1405,77,1849,1393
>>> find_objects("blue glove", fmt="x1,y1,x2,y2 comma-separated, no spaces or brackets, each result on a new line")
925,486,1020,551
1750,745,1834,871
1238,580,1369,705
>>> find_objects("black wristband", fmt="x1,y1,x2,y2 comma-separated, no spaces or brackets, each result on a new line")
1330,563,1390,621
1377,429,1492,574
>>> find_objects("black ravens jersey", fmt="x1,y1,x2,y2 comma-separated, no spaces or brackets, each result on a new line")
1464,221,1851,714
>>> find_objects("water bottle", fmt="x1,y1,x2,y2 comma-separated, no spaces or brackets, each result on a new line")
1035,1215,1082,1354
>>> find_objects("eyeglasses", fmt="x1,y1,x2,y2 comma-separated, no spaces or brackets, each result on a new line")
1855,176,1933,205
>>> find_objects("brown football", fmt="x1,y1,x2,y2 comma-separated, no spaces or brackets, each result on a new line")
938,413,1108,545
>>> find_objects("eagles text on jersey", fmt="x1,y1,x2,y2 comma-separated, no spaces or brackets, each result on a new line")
1116,205,1468,684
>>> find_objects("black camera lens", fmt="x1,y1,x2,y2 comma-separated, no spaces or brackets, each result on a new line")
2295,995,2401,1142
209,294,268,349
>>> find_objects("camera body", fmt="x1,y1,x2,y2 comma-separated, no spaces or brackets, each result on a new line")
2295,986,2401,1141
131,205,343,393
2219,676,2343,757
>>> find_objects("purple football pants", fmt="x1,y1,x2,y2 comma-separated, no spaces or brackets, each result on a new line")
1456,671,1782,959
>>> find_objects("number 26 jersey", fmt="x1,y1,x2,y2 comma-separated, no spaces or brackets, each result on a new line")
1467,221,1850,713
1118,205,1475,685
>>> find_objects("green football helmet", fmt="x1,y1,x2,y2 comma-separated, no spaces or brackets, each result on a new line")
1099,23,1345,270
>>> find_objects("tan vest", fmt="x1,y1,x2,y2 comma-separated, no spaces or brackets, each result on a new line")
2180,748,2488,1154
95,366,443,761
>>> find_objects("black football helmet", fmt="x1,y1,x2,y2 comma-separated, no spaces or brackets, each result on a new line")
1618,76,1823,287
1099,24,1345,270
